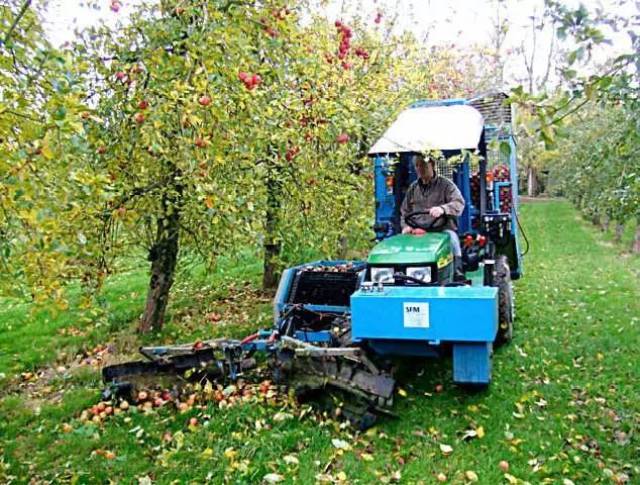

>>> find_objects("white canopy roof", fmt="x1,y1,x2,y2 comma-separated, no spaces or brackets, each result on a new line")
368,104,485,155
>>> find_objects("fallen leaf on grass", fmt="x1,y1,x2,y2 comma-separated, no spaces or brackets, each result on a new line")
439,444,453,456
263,473,284,483
465,470,478,482
461,426,485,441
201,448,213,459
504,473,518,484
331,439,352,451
273,412,293,422
614,431,630,446
283,454,299,465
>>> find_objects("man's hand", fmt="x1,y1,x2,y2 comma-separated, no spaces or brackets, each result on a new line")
429,206,445,218
402,226,426,236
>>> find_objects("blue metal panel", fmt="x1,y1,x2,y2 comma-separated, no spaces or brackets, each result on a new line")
374,155,395,238
453,342,492,384
273,260,365,325
273,268,296,325
367,339,442,357
351,286,498,343
454,160,472,234
293,331,332,343
509,135,523,278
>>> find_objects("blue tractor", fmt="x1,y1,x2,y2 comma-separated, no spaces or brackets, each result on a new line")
104,93,524,427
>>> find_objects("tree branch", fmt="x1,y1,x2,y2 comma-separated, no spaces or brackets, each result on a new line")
2,0,33,46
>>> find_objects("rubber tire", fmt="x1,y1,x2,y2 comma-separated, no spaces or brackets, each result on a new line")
494,255,514,347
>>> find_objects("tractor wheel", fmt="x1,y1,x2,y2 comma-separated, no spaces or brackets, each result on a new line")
494,255,514,347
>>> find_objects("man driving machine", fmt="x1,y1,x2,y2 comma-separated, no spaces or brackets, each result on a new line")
400,154,465,280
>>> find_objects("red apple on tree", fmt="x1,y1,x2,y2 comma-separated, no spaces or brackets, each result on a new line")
198,95,211,106
115,71,126,81
265,26,278,38
133,112,145,124
138,100,149,110
336,133,349,144
285,146,299,161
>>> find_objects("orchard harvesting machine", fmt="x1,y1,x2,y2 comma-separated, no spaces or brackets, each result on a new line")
103,92,524,427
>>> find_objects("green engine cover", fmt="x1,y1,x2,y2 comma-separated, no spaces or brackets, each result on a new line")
368,233,453,267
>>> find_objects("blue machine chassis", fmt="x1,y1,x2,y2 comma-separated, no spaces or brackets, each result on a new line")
351,285,497,385
274,261,499,386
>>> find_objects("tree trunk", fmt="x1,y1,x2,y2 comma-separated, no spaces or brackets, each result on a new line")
527,166,538,197
139,182,182,333
633,219,640,254
601,214,610,232
614,223,624,243
262,175,282,290
337,235,349,260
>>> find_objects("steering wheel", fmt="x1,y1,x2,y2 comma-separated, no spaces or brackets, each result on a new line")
404,210,448,232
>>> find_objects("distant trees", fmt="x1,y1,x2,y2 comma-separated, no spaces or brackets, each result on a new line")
550,96,639,252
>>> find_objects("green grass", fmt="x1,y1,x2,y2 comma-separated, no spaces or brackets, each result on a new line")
1,201,639,484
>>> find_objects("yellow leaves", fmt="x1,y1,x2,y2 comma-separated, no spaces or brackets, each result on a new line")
41,134,54,160
513,402,526,419
68,121,85,134
461,425,485,441
224,447,237,460
504,473,518,484
200,447,214,459
397,388,408,397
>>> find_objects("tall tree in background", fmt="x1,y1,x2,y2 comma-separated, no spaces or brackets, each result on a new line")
77,1,442,330
1,0,102,307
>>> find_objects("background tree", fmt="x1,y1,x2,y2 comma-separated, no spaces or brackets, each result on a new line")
73,0,447,332
1,0,103,308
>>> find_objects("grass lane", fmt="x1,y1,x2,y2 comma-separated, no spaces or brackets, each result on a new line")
0,201,638,483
